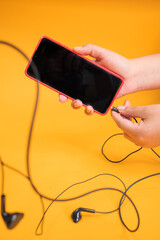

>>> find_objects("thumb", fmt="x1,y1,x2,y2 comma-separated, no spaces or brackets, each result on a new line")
73,44,128,77
117,105,148,119
73,44,104,60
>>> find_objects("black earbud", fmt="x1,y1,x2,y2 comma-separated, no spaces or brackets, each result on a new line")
1,195,24,229
71,207,95,223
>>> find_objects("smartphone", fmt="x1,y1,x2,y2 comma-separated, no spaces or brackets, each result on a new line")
25,36,123,115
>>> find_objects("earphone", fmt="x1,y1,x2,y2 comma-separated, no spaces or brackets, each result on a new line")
72,208,95,223
0,40,160,236
1,195,23,229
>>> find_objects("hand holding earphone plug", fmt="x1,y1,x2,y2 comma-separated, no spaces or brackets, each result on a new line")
112,101,160,148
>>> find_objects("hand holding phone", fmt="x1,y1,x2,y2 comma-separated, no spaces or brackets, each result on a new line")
59,44,131,115
25,37,124,115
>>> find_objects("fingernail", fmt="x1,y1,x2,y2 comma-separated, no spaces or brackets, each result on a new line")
86,106,93,114
59,95,67,103
117,105,126,111
86,108,91,113
74,102,79,108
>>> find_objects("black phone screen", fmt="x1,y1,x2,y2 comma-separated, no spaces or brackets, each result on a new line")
26,37,122,114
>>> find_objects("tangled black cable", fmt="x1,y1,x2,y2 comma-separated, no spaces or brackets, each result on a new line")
0,40,160,236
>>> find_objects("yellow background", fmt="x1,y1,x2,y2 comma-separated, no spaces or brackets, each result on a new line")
1,0,160,239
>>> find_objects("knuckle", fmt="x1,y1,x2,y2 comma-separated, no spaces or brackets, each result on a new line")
135,137,148,148
134,138,145,147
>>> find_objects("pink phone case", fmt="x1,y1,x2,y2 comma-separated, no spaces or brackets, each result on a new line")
25,36,124,115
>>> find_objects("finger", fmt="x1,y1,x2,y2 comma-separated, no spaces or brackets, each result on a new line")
73,44,104,61
59,94,68,103
117,105,148,119
84,105,94,115
111,110,139,137
71,99,82,109
123,100,132,121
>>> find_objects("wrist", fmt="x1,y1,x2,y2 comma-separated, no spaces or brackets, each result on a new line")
128,58,146,93
128,54,160,92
